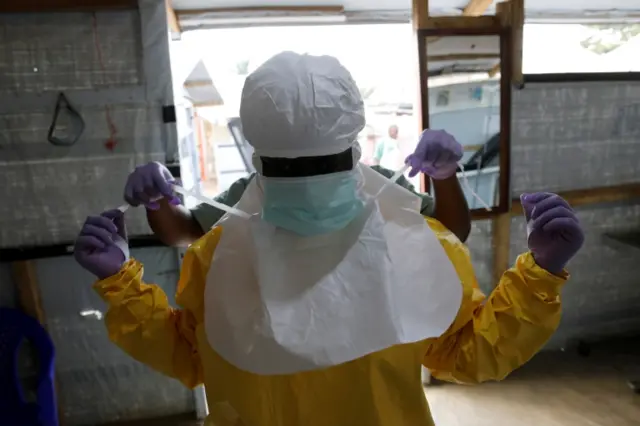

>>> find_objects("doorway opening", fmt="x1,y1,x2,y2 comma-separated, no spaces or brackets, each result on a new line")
169,23,425,200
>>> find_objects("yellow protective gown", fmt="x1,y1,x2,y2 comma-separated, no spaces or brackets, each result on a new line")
94,218,567,426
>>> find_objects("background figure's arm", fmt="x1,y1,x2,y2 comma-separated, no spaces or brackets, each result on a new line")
147,198,204,246
149,175,255,247
431,175,471,242
403,130,470,242
123,162,202,246
189,175,256,238
93,231,219,388
371,164,470,242
423,220,566,384
370,165,435,217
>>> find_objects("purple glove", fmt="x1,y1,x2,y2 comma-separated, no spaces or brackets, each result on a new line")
74,210,129,279
124,162,181,210
406,129,463,180
521,192,584,275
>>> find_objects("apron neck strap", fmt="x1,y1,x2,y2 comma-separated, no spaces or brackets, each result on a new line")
372,162,492,212
456,162,492,212
371,164,410,199
172,185,252,219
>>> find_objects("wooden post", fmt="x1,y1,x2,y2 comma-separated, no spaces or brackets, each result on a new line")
412,0,429,30
463,0,496,15
510,182,640,216
11,261,47,324
496,0,524,87
11,261,65,425
165,0,181,35
424,0,497,44
412,0,429,192
510,0,525,88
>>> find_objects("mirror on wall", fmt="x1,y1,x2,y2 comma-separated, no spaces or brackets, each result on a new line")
417,30,511,217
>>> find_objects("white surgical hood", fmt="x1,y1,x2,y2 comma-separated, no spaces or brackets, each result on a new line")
240,51,366,159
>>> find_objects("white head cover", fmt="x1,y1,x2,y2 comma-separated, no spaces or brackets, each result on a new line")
240,51,365,159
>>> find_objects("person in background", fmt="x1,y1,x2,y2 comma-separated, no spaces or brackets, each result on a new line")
74,51,585,426
359,127,378,166
373,124,403,170
124,134,472,244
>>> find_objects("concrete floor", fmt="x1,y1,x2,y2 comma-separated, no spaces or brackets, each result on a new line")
427,342,640,426
112,338,640,426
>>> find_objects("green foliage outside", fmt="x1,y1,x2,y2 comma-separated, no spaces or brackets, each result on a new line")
580,24,640,55
235,60,250,75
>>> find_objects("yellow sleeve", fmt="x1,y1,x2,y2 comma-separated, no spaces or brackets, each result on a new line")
423,218,568,384
93,227,222,388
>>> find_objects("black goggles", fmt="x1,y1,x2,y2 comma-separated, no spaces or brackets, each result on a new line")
260,147,354,178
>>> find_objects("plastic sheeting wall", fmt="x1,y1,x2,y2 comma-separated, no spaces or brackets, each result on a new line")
467,80,640,347
511,81,640,193
0,1,178,249
0,3,195,425
0,249,195,425
38,248,194,425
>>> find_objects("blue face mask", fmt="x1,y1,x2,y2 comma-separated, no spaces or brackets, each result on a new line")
261,172,364,236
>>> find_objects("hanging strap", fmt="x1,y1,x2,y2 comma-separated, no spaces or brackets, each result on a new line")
372,164,411,199
456,162,492,211
114,165,491,219
116,184,252,219
118,168,412,219
171,185,252,219
375,163,492,212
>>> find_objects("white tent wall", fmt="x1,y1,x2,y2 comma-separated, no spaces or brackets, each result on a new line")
35,249,194,425
0,1,196,425
0,0,178,249
467,81,640,348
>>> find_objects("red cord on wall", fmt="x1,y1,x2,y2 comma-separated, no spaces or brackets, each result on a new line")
91,13,119,152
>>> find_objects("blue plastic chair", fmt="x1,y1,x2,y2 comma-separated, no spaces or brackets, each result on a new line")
0,307,58,426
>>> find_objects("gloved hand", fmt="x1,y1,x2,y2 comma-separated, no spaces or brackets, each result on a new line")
124,162,180,210
74,210,129,279
406,129,464,180
521,192,584,275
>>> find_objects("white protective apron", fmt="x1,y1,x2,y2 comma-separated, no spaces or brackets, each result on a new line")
203,164,463,375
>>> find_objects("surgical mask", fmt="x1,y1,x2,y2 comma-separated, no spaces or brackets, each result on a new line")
260,171,364,236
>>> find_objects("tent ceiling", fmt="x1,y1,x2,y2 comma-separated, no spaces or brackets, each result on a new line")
172,0,640,17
